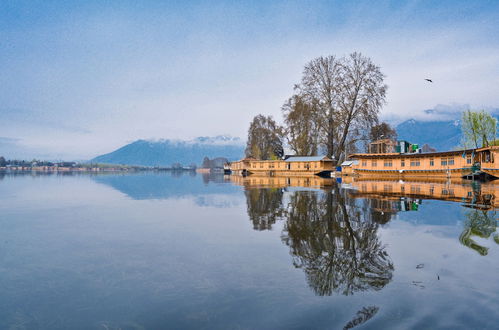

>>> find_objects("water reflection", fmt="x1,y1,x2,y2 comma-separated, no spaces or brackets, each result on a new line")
460,209,499,255
344,177,498,210
89,171,240,205
237,176,394,296
343,306,380,330
281,186,393,296
245,188,285,230
238,175,499,297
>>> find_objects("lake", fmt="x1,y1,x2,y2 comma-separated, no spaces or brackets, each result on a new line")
0,171,498,329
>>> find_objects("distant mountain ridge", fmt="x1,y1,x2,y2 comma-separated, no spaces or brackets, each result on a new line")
91,108,499,166
394,110,499,151
395,119,462,151
91,136,245,167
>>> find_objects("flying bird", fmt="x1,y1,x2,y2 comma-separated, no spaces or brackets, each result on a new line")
425,79,433,83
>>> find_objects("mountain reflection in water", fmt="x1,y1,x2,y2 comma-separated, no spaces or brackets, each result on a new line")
236,175,499,297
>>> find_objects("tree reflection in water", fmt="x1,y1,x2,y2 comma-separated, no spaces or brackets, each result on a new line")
282,187,394,296
460,208,499,256
343,305,380,330
245,188,286,231
244,184,394,296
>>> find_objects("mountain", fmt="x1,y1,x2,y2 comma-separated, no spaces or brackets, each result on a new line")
91,136,245,166
394,108,499,151
395,119,462,151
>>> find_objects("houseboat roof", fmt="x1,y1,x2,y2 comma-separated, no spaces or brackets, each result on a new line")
341,160,359,166
475,146,499,152
284,156,332,162
348,148,476,159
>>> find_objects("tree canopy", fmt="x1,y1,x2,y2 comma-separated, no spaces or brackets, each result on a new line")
284,52,387,162
245,114,285,160
369,122,397,142
282,94,320,156
461,110,497,148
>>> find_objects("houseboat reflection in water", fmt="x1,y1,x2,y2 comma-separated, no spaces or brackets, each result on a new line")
234,175,498,296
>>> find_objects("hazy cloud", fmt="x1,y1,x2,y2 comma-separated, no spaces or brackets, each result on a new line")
1,1,498,159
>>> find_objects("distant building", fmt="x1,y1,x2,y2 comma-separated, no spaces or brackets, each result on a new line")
369,139,397,153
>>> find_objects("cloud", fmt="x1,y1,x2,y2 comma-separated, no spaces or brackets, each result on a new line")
1,1,498,159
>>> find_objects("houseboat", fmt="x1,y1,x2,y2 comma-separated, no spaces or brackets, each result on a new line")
476,146,499,177
344,141,499,180
228,156,335,177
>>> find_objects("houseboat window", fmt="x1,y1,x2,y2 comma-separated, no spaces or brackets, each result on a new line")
410,159,420,166
401,159,405,167
362,160,367,167
467,155,472,164
315,163,318,168
372,160,377,167
430,159,434,166
440,158,447,166
260,163,263,168
384,160,392,167
448,158,455,165
297,163,300,169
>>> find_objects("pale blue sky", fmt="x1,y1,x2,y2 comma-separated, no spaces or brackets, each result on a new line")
1,1,499,159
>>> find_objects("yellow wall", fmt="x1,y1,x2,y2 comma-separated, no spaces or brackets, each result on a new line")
229,159,334,173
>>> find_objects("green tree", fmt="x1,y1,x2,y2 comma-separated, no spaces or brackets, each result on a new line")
245,114,285,160
282,94,320,155
369,122,397,142
461,110,497,148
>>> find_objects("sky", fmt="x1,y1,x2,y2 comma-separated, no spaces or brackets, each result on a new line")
1,0,499,160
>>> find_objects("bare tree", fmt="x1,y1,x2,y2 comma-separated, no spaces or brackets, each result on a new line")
299,55,343,158
245,114,285,160
334,52,387,162
289,53,387,163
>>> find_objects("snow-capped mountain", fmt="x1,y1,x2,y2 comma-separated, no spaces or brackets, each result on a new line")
91,136,245,167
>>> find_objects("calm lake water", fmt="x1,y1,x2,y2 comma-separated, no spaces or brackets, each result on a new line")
0,171,498,329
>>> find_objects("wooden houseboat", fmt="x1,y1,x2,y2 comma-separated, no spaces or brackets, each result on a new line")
228,156,335,177
344,146,499,179
476,146,499,177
